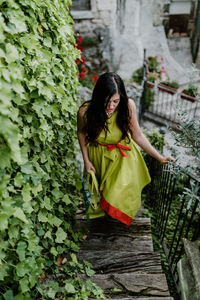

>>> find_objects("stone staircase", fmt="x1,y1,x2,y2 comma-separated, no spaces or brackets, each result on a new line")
76,205,174,300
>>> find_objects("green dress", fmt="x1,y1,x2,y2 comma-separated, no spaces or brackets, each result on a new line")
86,107,151,226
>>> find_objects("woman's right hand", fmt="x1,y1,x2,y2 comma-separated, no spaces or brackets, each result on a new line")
85,160,96,174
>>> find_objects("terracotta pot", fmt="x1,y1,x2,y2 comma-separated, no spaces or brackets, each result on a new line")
158,84,178,95
147,82,155,88
180,89,197,103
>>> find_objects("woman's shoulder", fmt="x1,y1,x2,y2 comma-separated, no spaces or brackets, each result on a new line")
128,98,136,112
78,100,91,117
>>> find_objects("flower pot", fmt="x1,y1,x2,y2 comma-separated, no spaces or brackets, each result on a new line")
180,89,197,103
158,83,177,95
147,82,155,89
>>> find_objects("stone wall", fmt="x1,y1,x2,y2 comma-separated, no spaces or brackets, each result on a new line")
71,0,195,82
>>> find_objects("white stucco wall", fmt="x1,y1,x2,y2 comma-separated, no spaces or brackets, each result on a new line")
71,0,190,83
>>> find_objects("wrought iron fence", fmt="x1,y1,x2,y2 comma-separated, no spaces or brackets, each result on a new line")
148,159,200,299
145,82,200,126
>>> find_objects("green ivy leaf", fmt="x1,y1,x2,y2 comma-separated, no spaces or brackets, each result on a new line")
64,282,76,294
2,290,14,300
14,208,28,224
19,276,29,293
16,241,27,261
55,227,67,243
5,43,19,63
0,213,8,231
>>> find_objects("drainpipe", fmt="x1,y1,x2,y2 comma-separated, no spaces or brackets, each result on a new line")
192,0,200,60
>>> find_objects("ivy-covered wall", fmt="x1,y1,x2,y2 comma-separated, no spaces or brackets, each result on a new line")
0,0,82,297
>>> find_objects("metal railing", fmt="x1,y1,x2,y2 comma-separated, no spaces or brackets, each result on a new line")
148,159,200,299
145,82,200,126
139,48,147,125
139,49,200,127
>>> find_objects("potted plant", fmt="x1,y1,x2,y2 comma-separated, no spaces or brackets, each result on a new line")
147,73,157,88
147,56,160,73
180,83,199,102
158,80,180,94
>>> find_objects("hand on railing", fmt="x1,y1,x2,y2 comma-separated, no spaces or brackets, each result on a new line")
159,156,176,165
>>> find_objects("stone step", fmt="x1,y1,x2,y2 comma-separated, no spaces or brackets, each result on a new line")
76,216,152,236
80,234,153,252
79,217,153,252
78,250,162,274
80,272,171,297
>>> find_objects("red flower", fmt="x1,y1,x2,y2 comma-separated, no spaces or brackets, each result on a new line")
81,57,86,64
82,67,87,73
77,46,84,52
153,57,157,60
75,59,81,65
78,72,84,80
78,35,82,45
91,75,98,83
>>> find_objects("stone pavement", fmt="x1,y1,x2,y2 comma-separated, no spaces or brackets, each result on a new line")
76,204,174,299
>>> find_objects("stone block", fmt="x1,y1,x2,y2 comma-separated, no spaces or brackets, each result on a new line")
99,11,112,26
96,0,114,11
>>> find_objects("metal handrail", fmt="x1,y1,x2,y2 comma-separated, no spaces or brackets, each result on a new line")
148,159,200,299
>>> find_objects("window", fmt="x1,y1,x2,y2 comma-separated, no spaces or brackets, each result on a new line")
71,0,91,11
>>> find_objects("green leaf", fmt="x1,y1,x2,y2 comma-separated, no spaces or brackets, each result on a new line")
5,43,19,63
64,282,76,294
0,213,8,231
14,172,24,187
51,188,63,200
62,194,71,205
21,163,34,175
85,267,95,277
19,276,29,293
50,247,58,256
16,241,27,261
3,290,14,300
22,183,31,202
14,208,28,224
16,262,27,277
43,196,52,210
55,227,67,243
38,211,48,223
71,253,78,264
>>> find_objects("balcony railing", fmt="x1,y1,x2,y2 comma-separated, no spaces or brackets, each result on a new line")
147,159,200,298
145,82,200,126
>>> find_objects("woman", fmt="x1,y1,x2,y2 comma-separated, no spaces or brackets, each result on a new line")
77,72,173,226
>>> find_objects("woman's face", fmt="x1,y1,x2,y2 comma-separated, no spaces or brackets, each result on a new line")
105,93,120,115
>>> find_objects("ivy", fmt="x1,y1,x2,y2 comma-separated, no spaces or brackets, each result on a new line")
0,0,101,298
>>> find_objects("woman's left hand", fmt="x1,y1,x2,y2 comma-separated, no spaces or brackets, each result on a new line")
159,156,175,164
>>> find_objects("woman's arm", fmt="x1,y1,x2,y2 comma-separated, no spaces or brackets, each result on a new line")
77,106,96,173
128,99,173,164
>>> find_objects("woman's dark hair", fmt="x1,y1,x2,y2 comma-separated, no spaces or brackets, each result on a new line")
83,72,131,143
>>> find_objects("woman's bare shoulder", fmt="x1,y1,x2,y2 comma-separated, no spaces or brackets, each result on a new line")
128,98,136,112
78,105,86,117
78,101,90,117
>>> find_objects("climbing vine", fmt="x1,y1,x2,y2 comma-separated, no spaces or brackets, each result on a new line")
0,0,105,298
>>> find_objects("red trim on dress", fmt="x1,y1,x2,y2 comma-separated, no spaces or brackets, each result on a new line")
100,191,133,226
96,141,131,157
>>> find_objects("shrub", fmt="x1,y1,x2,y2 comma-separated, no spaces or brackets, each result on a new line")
132,67,144,85
145,87,156,109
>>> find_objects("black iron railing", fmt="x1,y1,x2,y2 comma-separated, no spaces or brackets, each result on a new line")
139,48,147,124
146,83,200,125
148,159,200,298
140,50,200,126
